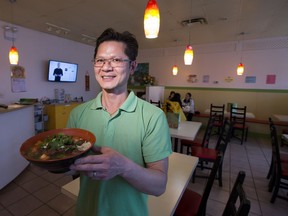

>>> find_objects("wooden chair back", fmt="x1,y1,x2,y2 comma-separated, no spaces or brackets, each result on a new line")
222,171,251,216
201,115,216,148
150,100,161,108
197,153,223,216
210,104,225,134
229,105,248,144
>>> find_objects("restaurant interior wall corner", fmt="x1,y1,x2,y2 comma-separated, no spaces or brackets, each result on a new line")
0,19,100,105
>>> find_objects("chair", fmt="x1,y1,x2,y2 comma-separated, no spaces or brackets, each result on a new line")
150,99,161,108
180,115,215,154
222,171,251,216
210,104,225,135
230,105,248,145
174,154,223,216
281,128,288,147
266,118,288,180
268,125,288,203
191,118,232,186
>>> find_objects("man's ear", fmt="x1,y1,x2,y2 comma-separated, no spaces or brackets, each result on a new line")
130,61,138,75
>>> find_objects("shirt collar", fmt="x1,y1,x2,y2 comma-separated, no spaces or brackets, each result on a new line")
90,91,137,113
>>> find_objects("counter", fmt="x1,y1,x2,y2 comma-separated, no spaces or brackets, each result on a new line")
0,104,34,189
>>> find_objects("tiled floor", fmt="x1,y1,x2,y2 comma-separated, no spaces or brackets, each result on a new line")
0,132,288,216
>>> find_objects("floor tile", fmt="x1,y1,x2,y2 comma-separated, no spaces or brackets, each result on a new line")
27,205,60,216
6,195,43,216
47,194,75,214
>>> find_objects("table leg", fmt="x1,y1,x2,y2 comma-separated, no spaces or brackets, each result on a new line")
173,138,179,152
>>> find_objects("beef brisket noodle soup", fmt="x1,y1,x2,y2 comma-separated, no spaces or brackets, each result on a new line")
25,133,91,160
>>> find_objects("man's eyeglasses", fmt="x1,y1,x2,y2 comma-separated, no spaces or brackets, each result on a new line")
93,58,131,67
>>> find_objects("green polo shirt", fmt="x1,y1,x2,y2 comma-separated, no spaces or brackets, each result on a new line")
67,91,172,216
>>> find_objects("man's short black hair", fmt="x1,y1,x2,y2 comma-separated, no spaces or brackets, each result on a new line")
94,28,138,61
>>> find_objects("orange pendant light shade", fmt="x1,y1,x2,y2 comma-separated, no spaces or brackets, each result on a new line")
9,45,19,65
172,65,178,75
237,63,244,75
144,0,160,39
184,45,193,65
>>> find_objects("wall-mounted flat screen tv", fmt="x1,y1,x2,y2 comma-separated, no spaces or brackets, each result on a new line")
48,60,78,82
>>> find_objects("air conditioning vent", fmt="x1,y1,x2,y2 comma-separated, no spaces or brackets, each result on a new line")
181,18,208,27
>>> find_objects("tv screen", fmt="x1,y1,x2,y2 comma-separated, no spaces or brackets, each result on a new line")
48,60,78,82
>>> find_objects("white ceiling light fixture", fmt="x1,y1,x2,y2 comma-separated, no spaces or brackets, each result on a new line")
81,34,96,44
45,23,70,36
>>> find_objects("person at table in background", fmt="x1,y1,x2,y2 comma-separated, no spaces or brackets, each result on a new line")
53,62,63,81
163,92,187,122
170,92,182,108
67,28,172,216
168,91,175,100
182,92,195,121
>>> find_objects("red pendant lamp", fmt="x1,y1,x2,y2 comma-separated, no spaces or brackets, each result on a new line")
184,45,193,65
237,63,244,75
8,0,19,65
172,65,178,75
236,32,245,75
9,45,19,65
144,0,160,39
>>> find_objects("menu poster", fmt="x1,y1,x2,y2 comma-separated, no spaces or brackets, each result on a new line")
266,74,276,84
203,75,210,83
11,65,26,92
245,76,256,83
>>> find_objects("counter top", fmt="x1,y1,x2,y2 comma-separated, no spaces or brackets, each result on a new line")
0,104,33,114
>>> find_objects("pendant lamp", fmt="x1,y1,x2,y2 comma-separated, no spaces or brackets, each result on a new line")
172,65,178,76
236,32,245,75
144,0,160,39
9,46,19,65
9,0,19,65
237,63,244,75
184,45,193,65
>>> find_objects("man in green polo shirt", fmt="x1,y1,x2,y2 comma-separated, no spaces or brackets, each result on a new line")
68,28,172,216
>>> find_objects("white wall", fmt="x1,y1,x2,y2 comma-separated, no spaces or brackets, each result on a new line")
0,20,100,104
1,19,288,106
138,37,288,90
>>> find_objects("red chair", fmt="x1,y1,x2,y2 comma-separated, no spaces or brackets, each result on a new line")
174,154,222,216
267,118,288,180
268,125,288,203
180,115,215,154
191,118,232,187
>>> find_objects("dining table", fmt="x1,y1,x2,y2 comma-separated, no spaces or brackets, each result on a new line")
273,114,288,122
169,121,202,152
61,152,199,216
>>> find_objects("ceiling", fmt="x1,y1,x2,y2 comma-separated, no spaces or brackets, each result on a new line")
1,0,288,49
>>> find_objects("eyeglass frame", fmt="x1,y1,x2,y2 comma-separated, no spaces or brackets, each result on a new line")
92,58,132,68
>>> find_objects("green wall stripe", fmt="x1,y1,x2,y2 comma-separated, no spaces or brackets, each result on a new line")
164,86,288,93
129,85,288,93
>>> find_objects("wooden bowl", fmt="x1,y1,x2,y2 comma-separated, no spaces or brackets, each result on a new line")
20,128,96,173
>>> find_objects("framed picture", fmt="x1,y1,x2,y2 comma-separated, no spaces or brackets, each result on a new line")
128,63,150,86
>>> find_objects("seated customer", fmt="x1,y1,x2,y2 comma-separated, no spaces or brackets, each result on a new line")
182,93,195,121
162,99,187,122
